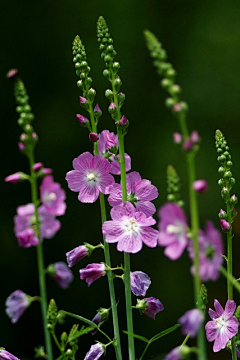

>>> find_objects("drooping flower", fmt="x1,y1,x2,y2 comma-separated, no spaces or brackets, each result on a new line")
0,349,21,360
136,297,164,320
91,307,110,335
5,290,31,323
83,343,104,360
97,130,131,175
40,175,66,216
102,202,159,254
158,203,188,260
107,171,159,216
164,346,190,360
130,271,151,297
14,203,61,247
188,221,223,282
47,262,73,289
205,299,238,352
66,152,114,203
80,263,106,286
66,244,90,267
178,309,204,337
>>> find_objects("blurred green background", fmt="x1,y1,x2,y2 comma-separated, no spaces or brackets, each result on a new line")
1,0,240,359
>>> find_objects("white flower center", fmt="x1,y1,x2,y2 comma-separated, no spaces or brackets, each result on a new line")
166,224,182,235
122,217,140,236
87,173,96,181
49,192,57,201
214,317,227,332
86,171,99,186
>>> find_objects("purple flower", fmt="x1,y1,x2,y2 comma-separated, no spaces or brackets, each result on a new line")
97,130,131,175
79,96,87,104
66,152,114,203
193,179,208,193
158,203,188,260
188,221,223,282
178,309,204,337
40,175,66,216
5,290,31,323
83,343,104,360
130,271,151,297
102,202,159,254
80,263,106,286
14,203,61,246
0,350,20,360
136,297,164,319
66,245,89,267
164,346,190,360
48,262,73,289
190,130,200,144
91,307,110,335
205,299,238,352
107,171,158,216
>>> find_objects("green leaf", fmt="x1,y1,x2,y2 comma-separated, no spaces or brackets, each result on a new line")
122,331,148,343
149,324,180,343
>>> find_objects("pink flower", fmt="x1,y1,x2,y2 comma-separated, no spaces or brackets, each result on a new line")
5,290,31,323
83,343,104,360
205,299,238,352
66,245,89,267
66,152,114,203
40,175,66,216
0,350,20,360
158,203,188,260
107,171,158,216
102,202,159,253
178,309,204,337
48,262,74,289
136,297,164,319
80,263,106,286
98,130,131,175
188,221,223,282
130,271,151,297
14,203,61,247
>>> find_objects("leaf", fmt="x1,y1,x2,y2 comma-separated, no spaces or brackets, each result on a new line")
149,324,180,343
122,331,148,343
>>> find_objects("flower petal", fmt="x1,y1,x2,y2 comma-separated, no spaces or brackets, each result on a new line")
140,227,158,248
223,299,236,320
117,234,142,253
102,220,123,242
73,152,94,172
214,299,224,317
78,183,99,203
110,202,135,220
205,320,217,342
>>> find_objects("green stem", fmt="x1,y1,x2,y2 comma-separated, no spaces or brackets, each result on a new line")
87,103,122,360
28,148,53,360
220,266,240,293
226,202,237,360
117,125,135,360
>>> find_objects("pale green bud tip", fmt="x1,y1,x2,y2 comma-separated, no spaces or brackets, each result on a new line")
73,35,81,46
98,16,106,26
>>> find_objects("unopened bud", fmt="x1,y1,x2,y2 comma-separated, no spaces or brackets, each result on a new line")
173,132,182,144
192,179,208,193
89,132,98,143
220,219,231,232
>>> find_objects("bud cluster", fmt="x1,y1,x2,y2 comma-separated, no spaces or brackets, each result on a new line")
144,30,188,117
12,77,38,154
215,129,237,231
97,17,128,130
166,165,184,207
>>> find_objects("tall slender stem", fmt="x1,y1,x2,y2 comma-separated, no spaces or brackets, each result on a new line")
28,149,53,360
117,126,135,360
88,104,122,360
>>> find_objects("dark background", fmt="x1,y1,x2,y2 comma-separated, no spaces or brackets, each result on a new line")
1,0,240,359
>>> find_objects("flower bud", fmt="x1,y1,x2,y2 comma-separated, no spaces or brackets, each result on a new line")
93,104,102,119
230,195,238,205
33,163,44,172
6,68,19,79
120,115,129,127
190,130,200,144
5,172,28,184
117,92,125,105
220,219,231,232
88,88,96,100
183,139,193,151
218,209,227,219
108,102,117,114
79,96,88,108
76,114,89,127
89,132,98,143
105,89,113,101
192,179,208,193
173,132,182,144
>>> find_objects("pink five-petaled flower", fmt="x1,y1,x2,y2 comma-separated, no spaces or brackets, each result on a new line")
188,221,224,282
83,343,105,360
5,290,31,323
178,309,204,337
0,350,21,360
80,263,106,286
205,299,238,352
47,262,74,289
130,271,151,297
65,152,114,203
40,175,66,216
136,297,164,320
107,171,159,217
102,202,159,254
97,130,131,175
158,203,188,260
14,203,61,247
